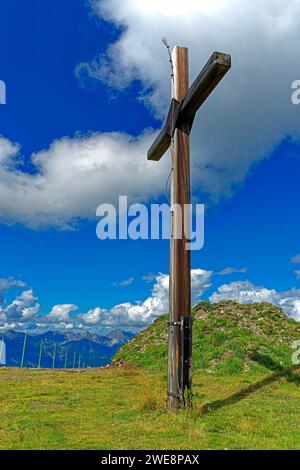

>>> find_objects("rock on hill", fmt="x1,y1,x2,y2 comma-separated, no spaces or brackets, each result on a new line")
114,301,300,375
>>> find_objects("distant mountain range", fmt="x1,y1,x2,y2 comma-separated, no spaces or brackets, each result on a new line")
0,330,135,368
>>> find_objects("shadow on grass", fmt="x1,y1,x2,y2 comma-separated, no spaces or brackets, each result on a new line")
249,352,300,385
199,353,300,416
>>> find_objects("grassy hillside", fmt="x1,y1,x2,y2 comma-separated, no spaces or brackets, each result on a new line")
114,301,300,374
0,302,299,450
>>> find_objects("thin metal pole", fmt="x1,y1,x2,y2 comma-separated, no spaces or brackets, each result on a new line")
21,334,27,368
0,338,4,366
72,351,76,369
64,348,68,369
38,339,43,369
52,343,56,369
78,356,81,369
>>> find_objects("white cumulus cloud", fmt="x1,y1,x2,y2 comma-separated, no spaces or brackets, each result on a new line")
4,289,40,322
46,304,78,323
78,268,212,328
79,0,300,199
1,272,300,333
0,132,168,229
0,277,26,293
210,280,300,321
1,1,299,228
0,270,213,331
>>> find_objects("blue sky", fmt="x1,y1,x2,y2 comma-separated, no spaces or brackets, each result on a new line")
0,0,300,332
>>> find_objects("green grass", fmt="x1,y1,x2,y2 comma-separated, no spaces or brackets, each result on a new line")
0,366,299,450
1,301,299,450
114,301,300,375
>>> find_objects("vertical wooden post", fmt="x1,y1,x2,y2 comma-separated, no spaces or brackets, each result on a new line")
168,47,191,411
38,339,43,369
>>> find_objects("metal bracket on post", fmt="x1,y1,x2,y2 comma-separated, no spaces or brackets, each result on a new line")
167,321,182,407
180,316,192,404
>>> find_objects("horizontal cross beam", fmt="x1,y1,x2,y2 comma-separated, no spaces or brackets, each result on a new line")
147,51,231,162
147,98,181,163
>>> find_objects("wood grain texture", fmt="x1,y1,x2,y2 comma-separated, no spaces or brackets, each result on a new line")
147,51,231,162
147,99,181,161
179,51,231,125
168,46,191,411
146,47,232,412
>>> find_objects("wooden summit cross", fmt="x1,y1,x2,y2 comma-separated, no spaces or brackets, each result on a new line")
147,47,231,411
